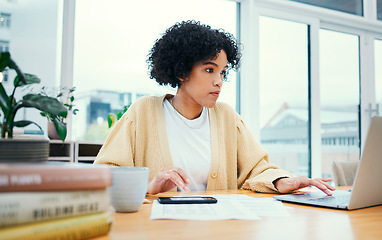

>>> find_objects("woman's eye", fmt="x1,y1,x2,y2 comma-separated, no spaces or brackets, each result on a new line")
206,68,214,73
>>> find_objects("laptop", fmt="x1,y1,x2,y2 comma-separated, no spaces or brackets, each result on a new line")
273,116,382,210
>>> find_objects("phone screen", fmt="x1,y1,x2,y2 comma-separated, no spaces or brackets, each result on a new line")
157,196,218,204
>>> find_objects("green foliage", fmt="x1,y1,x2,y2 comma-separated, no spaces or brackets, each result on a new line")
38,86,78,140
107,104,130,128
0,52,68,141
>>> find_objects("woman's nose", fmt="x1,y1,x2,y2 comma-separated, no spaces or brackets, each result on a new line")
214,75,223,87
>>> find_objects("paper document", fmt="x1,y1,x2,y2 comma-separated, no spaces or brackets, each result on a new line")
150,194,290,220
216,194,291,217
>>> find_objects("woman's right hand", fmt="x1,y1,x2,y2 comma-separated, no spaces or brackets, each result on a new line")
147,167,191,195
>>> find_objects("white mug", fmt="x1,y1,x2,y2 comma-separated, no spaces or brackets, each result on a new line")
110,166,149,213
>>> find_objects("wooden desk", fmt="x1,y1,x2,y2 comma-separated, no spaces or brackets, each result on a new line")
96,188,382,240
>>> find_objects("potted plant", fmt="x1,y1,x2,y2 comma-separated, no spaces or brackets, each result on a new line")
37,86,78,141
0,52,68,162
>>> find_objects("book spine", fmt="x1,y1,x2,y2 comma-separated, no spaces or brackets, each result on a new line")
0,212,112,240
0,167,111,192
0,189,110,228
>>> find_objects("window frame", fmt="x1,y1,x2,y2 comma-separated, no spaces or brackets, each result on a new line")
0,12,11,28
240,0,382,178
60,0,382,177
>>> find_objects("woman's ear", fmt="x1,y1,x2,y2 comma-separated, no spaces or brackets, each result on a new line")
178,74,189,82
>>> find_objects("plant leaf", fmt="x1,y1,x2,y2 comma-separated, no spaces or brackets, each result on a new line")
14,73,40,87
116,111,123,120
107,113,116,128
0,52,10,72
7,59,25,88
52,118,67,141
14,120,43,132
22,94,67,117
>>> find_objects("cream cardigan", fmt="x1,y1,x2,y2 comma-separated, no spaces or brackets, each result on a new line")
94,94,293,193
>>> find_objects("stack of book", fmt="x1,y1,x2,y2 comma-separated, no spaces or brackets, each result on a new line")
0,162,113,239
12,129,45,139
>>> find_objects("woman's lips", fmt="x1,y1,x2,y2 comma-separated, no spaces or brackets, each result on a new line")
210,91,220,97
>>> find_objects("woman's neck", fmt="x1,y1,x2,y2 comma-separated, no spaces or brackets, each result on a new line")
170,93,203,120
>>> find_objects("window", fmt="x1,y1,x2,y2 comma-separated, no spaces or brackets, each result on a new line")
376,39,382,115
319,29,360,178
378,0,382,20
0,12,11,28
0,1,62,135
289,0,363,16
0,41,10,82
0,40,9,52
73,0,238,141
0,69,8,83
259,16,309,177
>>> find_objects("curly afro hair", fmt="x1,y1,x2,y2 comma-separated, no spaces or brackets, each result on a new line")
147,20,241,88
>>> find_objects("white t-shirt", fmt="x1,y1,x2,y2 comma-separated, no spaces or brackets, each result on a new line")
163,99,211,191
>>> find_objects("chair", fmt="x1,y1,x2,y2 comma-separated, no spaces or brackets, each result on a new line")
332,160,360,186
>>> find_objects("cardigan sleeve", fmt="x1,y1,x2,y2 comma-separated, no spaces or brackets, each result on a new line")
236,117,294,193
93,108,136,167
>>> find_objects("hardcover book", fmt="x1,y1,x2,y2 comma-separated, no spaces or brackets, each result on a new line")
0,211,112,240
0,162,112,192
0,189,110,228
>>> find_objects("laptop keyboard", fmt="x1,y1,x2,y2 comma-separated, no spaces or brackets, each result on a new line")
309,195,351,205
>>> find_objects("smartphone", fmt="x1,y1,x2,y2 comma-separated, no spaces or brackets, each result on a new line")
157,196,218,204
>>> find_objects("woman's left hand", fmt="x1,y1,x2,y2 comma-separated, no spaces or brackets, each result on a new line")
274,176,336,195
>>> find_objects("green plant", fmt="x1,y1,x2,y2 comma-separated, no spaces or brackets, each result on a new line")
39,86,78,129
107,104,130,128
0,52,67,141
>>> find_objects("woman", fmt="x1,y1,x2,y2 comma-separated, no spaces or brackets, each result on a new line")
94,20,335,196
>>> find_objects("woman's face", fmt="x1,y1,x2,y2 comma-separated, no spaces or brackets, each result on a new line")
179,50,228,108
